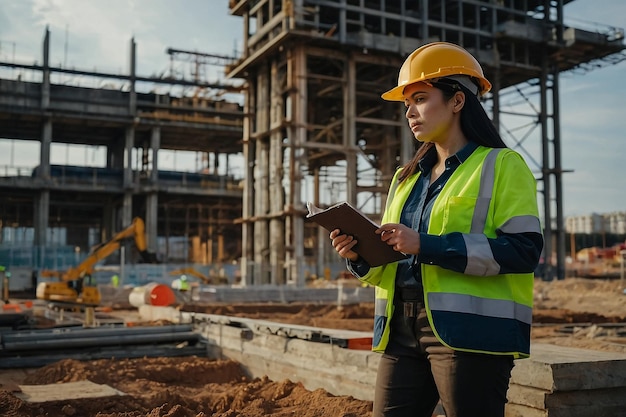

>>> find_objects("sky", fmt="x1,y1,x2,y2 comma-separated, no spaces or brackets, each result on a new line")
0,0,625,217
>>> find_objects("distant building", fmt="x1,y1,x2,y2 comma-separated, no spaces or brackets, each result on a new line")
566,212,626,234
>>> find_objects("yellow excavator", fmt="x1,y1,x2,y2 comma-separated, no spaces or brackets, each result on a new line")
37,217,158,306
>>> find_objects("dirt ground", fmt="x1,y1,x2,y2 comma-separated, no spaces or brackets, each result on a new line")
1,277,624,417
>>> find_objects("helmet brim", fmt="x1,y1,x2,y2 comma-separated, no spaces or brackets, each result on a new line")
381,76,491,102
381,84,406,102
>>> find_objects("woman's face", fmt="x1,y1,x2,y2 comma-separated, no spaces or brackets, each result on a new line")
403,81,457,144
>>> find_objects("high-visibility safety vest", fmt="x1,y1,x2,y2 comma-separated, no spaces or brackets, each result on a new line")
359,146,541,359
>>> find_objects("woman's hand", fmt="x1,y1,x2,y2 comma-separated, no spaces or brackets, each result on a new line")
376,223,421,255
330,229,359,262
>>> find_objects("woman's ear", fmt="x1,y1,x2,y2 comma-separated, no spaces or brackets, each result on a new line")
452,91,465,113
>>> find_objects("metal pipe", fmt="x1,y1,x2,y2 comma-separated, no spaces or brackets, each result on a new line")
2,331,199,352
1,324,194,344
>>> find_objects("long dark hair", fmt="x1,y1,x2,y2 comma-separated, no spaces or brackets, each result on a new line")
397,78,506,183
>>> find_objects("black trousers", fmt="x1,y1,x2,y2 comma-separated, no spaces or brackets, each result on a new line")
373,303,514,417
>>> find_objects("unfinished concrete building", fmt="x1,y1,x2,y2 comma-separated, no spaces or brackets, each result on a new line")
226,0,625,285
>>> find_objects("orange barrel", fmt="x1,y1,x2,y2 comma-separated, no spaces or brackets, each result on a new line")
128,283,175,307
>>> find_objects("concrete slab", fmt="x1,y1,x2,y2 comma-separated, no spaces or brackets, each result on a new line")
16,380,126,403
507,344,626,417
510,383,626,408
506,401,626,417
512,343,626,391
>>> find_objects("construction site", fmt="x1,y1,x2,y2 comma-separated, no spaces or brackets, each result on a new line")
1,0,626,416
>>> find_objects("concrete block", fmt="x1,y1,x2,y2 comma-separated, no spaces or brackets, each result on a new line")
200,319,379,401
507,344,626,417
507,400,626,417
138,305,184,323
508,384,626,411
506,403,547,417
507,384,551,409
511,344,626,391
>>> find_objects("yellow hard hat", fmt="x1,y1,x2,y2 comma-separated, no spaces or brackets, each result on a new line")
381,42,491,101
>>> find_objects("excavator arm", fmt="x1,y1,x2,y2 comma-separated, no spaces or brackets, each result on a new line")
59,217,154,281
169,267,212,284
38,217,158,305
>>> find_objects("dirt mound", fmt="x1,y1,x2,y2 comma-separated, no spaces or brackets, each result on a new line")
1,356,372,417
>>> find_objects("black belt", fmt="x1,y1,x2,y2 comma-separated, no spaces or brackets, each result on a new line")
398,287,422,301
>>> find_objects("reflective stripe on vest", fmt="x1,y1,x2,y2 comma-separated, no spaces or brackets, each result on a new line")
470,148,501,233
464,148,501,275
428,292,532,325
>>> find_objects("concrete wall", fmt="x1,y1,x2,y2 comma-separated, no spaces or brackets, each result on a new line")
201,318,379,401
100,282,375,307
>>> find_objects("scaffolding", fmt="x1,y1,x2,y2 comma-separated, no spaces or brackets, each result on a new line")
226,0,626,285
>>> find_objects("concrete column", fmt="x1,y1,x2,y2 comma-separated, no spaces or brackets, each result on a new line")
146,127,160,254
37,28,52,258
269,60,285,285
150,127,160,183
254,138,269,284
291,46,307,287
122,126,134,227
41,28,50,109
128,38,136,114
253,64,270,285
34,118,52,259
241,83,255,286
124,39,138,264
39,119,51,179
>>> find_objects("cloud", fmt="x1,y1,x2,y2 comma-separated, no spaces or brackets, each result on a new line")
10,0,243,76
565,2,626,29
29,0,154,71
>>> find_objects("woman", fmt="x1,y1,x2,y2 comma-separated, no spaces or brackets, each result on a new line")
330,42,543,417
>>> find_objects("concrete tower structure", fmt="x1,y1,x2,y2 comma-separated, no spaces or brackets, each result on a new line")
226,0,625,284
